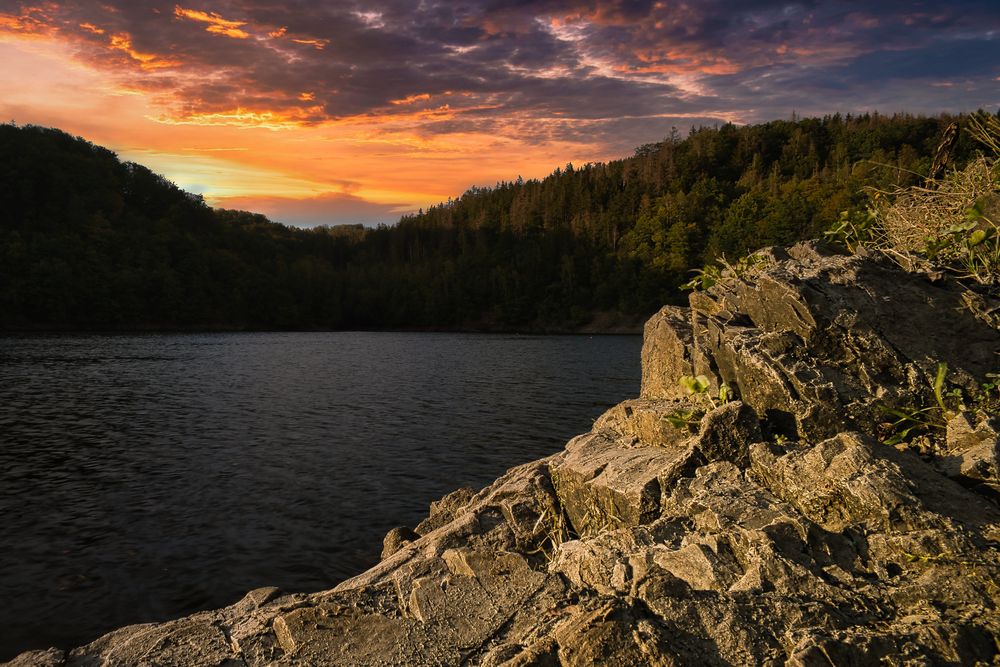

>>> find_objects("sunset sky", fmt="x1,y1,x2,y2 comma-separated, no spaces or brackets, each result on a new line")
1,1,998,227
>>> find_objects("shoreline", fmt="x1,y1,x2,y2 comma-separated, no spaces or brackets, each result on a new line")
0,324,645,336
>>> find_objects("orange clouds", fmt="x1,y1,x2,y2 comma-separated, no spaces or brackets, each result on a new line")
290,37,328,49
622,49,740,76
152,106,319,130
390,93,431,106
108,32,179,70
0,2,782,225
169,9,327,48
173,6,249,39
0,5,55,38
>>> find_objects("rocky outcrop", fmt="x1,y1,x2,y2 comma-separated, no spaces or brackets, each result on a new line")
9,241,1000,666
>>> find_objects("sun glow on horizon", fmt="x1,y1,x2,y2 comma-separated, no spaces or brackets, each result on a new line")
0,35,606,226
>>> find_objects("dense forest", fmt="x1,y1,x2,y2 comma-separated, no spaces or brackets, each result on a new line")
0,113,991,331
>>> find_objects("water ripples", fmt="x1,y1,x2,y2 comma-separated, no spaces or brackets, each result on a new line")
0,332,640,659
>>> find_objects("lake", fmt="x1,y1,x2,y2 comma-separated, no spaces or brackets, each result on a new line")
0,332,641,659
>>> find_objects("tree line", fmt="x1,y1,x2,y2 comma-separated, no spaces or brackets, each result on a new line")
0,113,990,331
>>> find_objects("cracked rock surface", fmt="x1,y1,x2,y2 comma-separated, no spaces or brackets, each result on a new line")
8,241,1000,666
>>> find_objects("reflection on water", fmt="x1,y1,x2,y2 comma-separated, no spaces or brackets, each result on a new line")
0,332,640,659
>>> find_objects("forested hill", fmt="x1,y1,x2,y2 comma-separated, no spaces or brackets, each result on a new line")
0,114,986,331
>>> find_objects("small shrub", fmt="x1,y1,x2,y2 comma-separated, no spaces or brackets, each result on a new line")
827,113,1000,287
682,254,772,292
880,362,1000,451
664,375,735,432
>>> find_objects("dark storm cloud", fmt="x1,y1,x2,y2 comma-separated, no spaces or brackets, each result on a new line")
844,39,999,82
3,0,997,147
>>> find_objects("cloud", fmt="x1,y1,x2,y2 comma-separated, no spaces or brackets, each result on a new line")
107,31,180,70
2,1,996,151
173,6,251,39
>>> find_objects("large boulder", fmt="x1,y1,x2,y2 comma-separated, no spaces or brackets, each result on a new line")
681,242,999,440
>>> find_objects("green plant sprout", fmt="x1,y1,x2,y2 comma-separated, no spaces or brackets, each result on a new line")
923,200,1000,283
933,361,949,413
881,362,999,449
682,254,771,292
824,208,879,252
682,264,722,292
881,362,951,447
664,375,735,432
679,374,712,400
881,405,943,447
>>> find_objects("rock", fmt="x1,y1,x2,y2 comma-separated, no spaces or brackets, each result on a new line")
271,605,452,665
549,432,699,536
941,413,1000,492
960,439,999,484
65,618,243,666
336,458,561,593
695,401,762,467
552,602,677,666
405,549,549,650
686,241,1000,440
9,240,1000,666
493,638,559,667
645,542,742,592
381,526,420,559
548,531,636,596
593,398,693,449
641,305,695,400
748,433,922,533
415,486,476,534
2,650,63,667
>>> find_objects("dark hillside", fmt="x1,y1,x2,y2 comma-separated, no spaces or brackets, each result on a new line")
0,124,351,329
0,114,988,331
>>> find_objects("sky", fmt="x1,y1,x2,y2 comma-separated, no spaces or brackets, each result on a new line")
0,1,998,227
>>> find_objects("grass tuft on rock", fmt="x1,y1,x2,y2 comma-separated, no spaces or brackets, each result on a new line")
826,112,1000,287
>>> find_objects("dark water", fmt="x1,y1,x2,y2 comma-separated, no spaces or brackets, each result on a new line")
0,332,640,659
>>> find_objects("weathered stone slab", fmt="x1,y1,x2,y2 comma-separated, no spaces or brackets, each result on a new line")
66,618,240,667
382,526,420,559
552,602,678,667
415,486,476,535
641,305,695,399
550,432,699,536
749,433,921,533
942,413,1000,492
272,605,455,665
593,398,694,449
2,650,64,667
695,401,763,467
